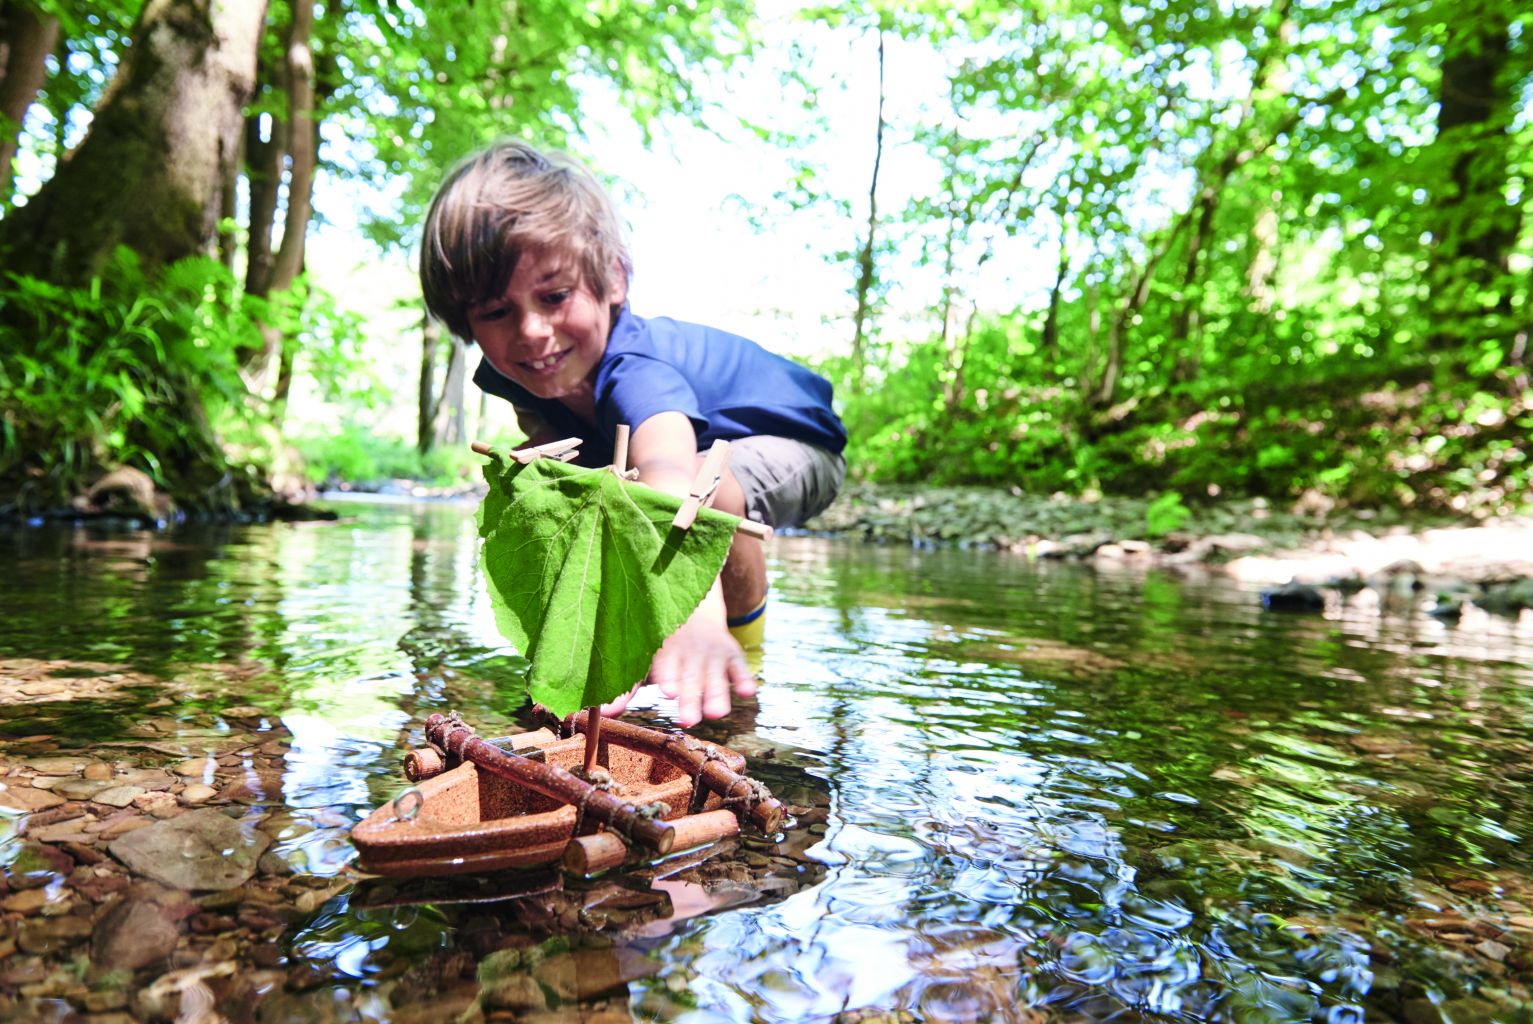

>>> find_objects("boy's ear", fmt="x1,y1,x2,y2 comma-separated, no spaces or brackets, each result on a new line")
608,262,628,308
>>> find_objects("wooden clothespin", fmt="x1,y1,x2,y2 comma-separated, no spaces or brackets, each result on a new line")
665,441,771,540
673,440,730,531
470,438,582,464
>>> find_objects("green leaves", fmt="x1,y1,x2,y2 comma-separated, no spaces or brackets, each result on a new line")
478,456,739,718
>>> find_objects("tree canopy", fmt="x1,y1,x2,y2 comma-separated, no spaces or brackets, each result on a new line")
0,0,1527,518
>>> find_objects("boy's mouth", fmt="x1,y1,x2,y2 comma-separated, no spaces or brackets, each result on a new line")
520,348,571,374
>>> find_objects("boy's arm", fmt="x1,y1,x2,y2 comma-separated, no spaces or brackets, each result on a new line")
628,411,756,726
513,407,564,449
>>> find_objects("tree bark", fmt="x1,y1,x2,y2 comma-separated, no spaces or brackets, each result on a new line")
418,313,440,453
245,0,317,395
0,0,268,284
1429,13,1519,354
0,1,60,202
848,29,885,383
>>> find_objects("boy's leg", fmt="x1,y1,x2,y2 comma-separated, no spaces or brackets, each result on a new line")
707,462,768,620
708,437,845,630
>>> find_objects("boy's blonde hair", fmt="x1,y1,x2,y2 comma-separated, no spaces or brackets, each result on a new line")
419,140,632,340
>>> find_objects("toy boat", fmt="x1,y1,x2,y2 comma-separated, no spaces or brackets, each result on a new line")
351,711,785,878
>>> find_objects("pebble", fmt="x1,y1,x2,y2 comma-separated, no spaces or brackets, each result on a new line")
176,757,217,778
1,889,56,915
0,785,65,812
82,763,115,782
52,778,111,801
17,915,93,954
23,757,90,776
94,785,147,808
27,822,96,845
91,898,181,971
180,783,218,805
98,816,152,840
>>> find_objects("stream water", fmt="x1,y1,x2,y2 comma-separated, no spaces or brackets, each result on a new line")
3,500,1533,1023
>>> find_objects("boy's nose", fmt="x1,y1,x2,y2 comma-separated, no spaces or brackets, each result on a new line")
520,309,554,341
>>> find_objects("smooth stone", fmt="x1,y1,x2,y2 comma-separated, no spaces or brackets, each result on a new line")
175,757,217,778
82,763,115,782
180,784,217,805
27,822,96,844
108,808,271,891
17,915,93,954
93,786,146,808
23,757,91,776
0,784,65,812
2,889,56,914
91,898,181,970
114,769,176,791
5,843,75,889
53,779,112,801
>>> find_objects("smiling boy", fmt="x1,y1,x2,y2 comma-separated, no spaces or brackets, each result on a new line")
419,141,846,726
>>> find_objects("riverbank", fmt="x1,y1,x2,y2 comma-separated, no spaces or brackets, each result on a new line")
801,484,1533,616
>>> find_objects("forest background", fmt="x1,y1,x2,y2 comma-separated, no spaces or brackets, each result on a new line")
0,0,1528,524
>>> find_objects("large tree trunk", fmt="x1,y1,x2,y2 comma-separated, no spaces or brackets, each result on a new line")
1428,13,1519,357
0,0,268,284
0,2,60,201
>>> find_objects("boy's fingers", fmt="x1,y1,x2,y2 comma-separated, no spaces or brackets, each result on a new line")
701,655,732,720
728,654,757,698
600,682,640,717
675,673,703,727
651,649,681,698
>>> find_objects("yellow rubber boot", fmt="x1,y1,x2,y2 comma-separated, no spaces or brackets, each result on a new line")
727,598,767,650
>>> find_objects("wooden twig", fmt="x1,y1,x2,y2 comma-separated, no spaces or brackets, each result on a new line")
567,711,785,833
612,423,630,475
470,438,582,463
424,713,674,854
563,809,739,876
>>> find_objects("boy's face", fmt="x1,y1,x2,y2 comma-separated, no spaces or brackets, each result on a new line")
466,246,626,404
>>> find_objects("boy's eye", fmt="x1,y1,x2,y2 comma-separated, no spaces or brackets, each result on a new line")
474,305,509,322
542,290,570,307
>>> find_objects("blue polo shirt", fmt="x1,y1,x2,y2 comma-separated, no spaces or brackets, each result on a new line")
473,307,846,468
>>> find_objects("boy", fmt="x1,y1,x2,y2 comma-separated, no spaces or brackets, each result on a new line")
419,140,846,727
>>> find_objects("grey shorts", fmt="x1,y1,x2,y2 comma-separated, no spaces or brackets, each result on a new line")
726,436,845,529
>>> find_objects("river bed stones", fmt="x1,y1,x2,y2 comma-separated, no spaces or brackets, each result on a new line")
108,809,272,891
90,897,182,971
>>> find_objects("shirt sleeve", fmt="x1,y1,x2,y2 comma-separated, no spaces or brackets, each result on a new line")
598,352,709,440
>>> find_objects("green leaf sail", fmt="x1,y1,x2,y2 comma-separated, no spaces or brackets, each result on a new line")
477,455,739,718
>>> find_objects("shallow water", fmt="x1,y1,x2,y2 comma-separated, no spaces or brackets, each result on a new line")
3,502,1533,1023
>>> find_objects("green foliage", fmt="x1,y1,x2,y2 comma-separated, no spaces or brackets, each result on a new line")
0,246,369,511
477,456,738,717
0,248,261,509
1145,492,1191,538
812,0,1533,518
294,425,483,489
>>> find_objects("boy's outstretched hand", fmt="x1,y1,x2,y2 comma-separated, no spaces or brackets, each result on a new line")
649,602,757,726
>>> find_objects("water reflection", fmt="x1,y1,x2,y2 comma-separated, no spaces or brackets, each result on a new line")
2,510,1533,1021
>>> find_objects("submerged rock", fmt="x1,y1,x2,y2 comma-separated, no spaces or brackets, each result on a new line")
91,897,181,970
108,808,271,891
1260,581,1326,612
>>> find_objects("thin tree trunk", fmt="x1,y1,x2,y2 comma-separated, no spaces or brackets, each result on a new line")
436,335,468,448
0,2,59,202
1041,222,1070,366
418,314,441,453
243,105,284,296
247,0,317,395
848,29,885,383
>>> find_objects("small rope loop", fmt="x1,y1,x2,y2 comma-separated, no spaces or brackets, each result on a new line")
390,787,424,823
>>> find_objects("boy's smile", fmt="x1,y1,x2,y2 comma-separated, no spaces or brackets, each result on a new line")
466,247,626,411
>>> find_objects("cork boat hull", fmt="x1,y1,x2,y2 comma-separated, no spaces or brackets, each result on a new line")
351,731,746,877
